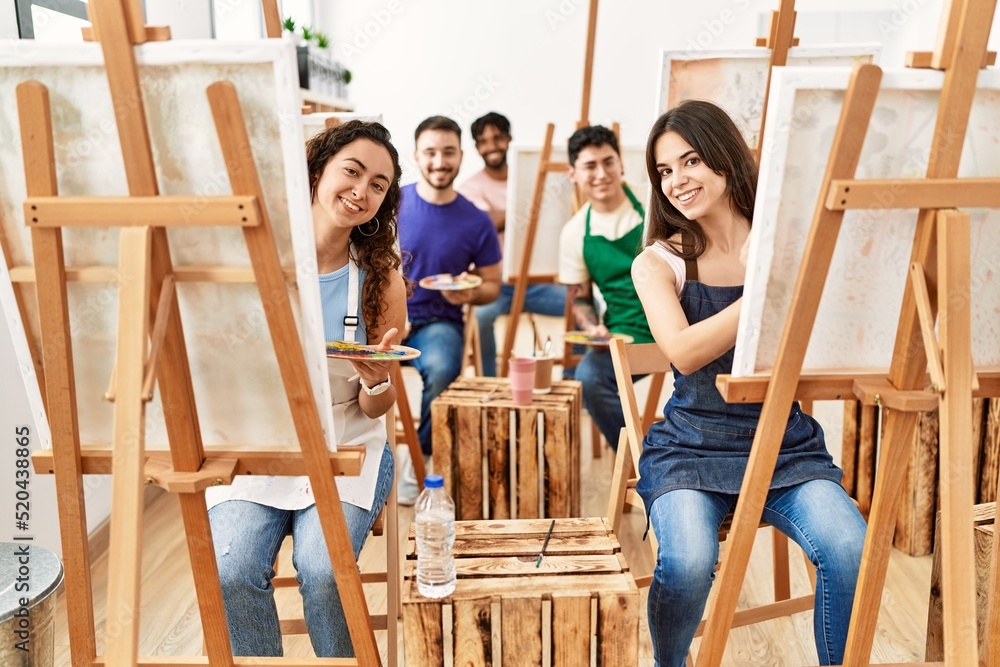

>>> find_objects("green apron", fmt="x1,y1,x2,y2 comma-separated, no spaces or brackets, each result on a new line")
582,185,654,344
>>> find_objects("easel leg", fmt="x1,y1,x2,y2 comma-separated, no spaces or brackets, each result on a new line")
104,227,152,665
18,81,98,666
208,81,380,665
148,229,234,664
935,210,978,664
843,206,938,665
841,409,921,666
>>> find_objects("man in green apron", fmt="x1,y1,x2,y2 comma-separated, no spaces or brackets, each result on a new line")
557,125,653,450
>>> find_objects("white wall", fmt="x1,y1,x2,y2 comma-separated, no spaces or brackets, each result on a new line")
318,0,999,185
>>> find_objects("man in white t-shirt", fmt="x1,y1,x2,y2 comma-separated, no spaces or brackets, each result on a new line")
458,112,568,376
558,125,653,450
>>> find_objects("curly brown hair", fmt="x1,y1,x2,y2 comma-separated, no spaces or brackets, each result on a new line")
306,120,408,338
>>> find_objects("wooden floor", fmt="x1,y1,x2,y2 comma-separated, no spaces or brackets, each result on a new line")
52,417,933,666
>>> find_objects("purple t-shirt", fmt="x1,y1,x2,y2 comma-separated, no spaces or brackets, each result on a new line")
398,183,502,324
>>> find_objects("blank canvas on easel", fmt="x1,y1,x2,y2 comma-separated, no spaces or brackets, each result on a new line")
735,66,1000,376
0,40,335,450
503,144,649,281
658,45,880,149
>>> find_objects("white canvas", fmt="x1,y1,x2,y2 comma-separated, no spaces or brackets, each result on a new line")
0,39,336,451
735,66,1000,376
503,144,649,281
657,45,881,149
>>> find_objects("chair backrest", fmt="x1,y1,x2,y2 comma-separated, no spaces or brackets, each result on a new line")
609,338,670,467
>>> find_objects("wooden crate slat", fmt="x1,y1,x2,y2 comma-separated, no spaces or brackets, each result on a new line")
486,405,511,520
598,590,640,665
894,409,940,556
453,597,492,666
972,398,985,501
501,597,543,667
452,554,625,577
517,408,541,519
408,534,618,558
980,399,1000,503
455,517,609,537
545,409,571,518
402,600,444,667
551,593,591,667
841,401,858,496
431,400,455,503
857,403,877,514
457,403,484,520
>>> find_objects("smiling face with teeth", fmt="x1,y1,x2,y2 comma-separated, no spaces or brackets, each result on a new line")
654,131,730,225
311,137,394,233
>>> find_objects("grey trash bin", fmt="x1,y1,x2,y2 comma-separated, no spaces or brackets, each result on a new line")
0,544,64,666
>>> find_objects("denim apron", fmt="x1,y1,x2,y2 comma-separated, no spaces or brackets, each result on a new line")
635,245,841,512
581,185,654,344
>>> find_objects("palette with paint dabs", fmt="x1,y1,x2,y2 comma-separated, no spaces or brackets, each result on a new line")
418,273,483,290
325,341,421,361
562,331,635,346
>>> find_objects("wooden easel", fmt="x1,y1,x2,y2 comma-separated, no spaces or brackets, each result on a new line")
18,0,380,665
498,0,800,378
696,1,1000,665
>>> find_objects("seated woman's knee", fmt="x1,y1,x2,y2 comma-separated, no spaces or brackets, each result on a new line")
295,558,338,596
216,553,271,596
654,544,717,594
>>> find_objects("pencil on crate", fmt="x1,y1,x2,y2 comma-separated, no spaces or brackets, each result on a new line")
535,519,556,568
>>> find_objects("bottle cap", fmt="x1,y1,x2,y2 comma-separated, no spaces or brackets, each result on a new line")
424,474,444,488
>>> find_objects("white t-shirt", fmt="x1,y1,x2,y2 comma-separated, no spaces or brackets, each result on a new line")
558,196,644,285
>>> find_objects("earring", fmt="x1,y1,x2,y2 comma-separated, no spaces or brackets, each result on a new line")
357,217,380,237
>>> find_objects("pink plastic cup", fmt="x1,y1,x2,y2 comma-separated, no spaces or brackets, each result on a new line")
508,358,537,406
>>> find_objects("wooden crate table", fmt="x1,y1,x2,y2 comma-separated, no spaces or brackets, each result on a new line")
402,517,639,666
432,377,583,519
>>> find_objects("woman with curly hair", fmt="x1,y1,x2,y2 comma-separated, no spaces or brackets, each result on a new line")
206,120,406,658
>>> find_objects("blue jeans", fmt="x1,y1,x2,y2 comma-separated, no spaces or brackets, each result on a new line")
404,320,464,455
476,283,568,376
647,479,866,667
208,444,394,657
575,347,639,449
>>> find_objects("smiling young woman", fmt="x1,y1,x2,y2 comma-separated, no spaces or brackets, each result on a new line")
632,100,866,667
204,120,407,659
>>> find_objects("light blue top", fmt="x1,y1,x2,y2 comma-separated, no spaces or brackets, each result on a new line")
319,261,368,343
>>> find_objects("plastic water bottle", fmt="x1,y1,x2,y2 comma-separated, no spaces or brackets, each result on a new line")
414,474,456,598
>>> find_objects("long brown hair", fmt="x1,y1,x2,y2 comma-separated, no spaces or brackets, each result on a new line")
644,100,757,259
306,120,407,337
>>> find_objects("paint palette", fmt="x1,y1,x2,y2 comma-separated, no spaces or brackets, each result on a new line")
325,341,421,361
563,331,635,346
418,273,483,291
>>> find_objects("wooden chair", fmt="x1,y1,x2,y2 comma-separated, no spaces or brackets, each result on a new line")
605,338,815,658
274,406,402,666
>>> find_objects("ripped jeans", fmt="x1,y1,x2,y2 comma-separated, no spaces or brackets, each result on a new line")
208,444,394,657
